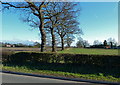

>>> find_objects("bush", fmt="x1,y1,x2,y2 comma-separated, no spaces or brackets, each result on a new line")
2,52,120,68
2,51,14,63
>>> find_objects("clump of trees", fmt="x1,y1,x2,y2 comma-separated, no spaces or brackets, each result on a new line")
76,37,118,49
90,38,117,49
1,1,82,52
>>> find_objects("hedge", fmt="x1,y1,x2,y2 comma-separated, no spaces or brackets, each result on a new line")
2,52,120,67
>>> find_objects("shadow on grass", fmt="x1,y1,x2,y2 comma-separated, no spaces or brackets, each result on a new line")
3,62,120,78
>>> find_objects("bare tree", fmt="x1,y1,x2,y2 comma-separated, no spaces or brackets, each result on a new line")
76,37,84,48
54,2,81,50
1,1,53,52
64,34,75,47
93,40,102,45
83,40,89,48
44,2,59,52
45,2,81,51
76,37,89,48
1,1,82,51
107,38,117,48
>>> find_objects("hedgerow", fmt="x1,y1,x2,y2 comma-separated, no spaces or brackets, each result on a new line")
2,52,120,68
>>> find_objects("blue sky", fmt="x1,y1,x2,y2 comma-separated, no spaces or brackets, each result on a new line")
76,2,118,45
1,2,118,45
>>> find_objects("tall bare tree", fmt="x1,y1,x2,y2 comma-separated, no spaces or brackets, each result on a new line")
1,1,52,52
44,2,80,51
1,1,82,51
44,2,58,52
54,2,81,50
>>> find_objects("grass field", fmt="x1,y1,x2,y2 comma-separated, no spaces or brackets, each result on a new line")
58,48,119,55
1,47,61,52
1,47,119,55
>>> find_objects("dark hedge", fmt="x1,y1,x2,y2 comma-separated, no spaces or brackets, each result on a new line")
2,52,120,67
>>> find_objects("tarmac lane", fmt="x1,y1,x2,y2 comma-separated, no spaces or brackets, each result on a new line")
1,73,106,84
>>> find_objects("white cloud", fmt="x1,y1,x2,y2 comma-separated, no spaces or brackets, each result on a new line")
28,40,41,43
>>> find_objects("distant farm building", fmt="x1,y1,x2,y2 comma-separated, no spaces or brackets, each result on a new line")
6,44,15,47
105,45,111,49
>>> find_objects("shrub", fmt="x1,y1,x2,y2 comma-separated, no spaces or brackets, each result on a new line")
2,51,14,63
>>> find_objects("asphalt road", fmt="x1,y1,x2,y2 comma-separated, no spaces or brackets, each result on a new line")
1,73,104,84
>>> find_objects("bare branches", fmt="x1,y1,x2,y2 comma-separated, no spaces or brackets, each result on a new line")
29,7,39,16
38,2,44,10
1,1,49,52
1,2,30,8
51,2,81,50
25,1,39,11
1,1,81,51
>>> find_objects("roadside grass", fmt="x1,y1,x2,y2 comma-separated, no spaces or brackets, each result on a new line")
58,48,119,55
2,64,120,82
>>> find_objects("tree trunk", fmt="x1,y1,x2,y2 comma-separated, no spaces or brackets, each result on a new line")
67,43,70,48
51,28,56,52
39,19,46,52
61,37,64,50
67,41,70,47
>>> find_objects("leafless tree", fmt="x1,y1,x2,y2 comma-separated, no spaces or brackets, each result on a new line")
54,2,81,50
44,2,59,52
1,1,55,52
44,2,82,51
1,1,82,51
76,37,89,48
93,40,102,45
64,34,75,47
107,38,117,47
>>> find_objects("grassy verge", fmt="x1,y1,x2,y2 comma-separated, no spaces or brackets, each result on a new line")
2,65,120,82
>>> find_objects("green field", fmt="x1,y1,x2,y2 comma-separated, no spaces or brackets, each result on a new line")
2,47,119,55
58,48,119,55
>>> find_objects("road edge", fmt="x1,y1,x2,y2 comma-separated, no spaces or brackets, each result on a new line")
1,70,120,85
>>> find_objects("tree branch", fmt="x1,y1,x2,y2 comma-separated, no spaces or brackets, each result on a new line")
38,2,44,10
1,2,30,8
25,1,39,11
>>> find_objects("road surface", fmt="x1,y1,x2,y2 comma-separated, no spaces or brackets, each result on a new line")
1,73,104,84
